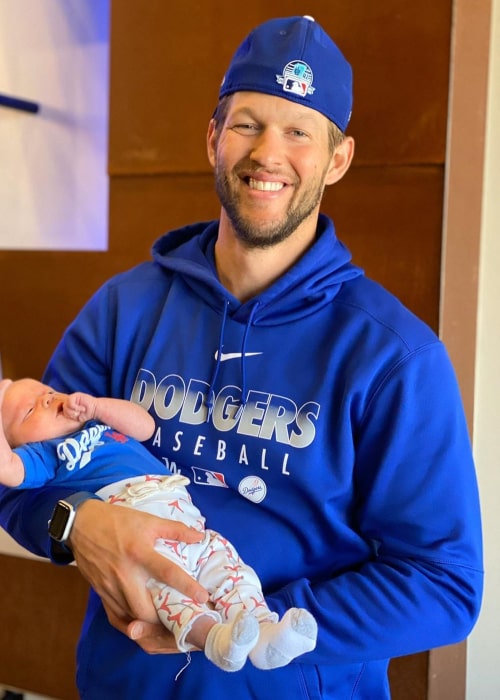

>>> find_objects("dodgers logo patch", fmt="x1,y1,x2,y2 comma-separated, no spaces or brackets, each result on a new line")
238,476,267,503
276,60,315,98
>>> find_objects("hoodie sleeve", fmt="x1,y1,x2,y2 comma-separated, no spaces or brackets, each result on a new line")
266,342,483,665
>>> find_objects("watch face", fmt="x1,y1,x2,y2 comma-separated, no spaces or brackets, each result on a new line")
49,502,72,541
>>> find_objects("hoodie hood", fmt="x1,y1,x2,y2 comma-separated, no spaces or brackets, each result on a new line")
151,214,363,326
152,214,363,416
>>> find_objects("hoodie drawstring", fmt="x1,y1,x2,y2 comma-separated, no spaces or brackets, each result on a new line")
205,300,229,419
234,302,259,421
205,301,260,421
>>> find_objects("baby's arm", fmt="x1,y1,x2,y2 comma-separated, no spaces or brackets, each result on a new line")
0,380,25,487
63,393,155,442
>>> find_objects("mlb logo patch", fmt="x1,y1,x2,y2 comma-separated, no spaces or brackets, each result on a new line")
283,77,309,97
191,466,228,488
276,60,315,98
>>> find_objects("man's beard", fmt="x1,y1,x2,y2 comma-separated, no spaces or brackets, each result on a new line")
214,165,325,250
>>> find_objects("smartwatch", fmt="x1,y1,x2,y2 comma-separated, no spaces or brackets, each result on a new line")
48,491,101,545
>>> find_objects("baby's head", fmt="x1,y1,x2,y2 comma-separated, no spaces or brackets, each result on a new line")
0,378,75,447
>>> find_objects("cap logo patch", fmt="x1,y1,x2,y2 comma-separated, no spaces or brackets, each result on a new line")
276,60,315,98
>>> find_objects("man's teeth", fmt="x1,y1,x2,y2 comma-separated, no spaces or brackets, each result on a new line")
248,178,284,191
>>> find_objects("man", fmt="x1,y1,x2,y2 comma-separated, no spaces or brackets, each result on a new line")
0,16,482,699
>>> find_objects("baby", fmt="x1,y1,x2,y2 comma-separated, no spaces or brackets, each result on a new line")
0,378,317,672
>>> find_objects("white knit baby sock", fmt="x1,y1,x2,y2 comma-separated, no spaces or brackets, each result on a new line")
249,608,318,670
205,609,260,672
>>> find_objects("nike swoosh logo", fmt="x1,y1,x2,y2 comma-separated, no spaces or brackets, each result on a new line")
214,351,263,362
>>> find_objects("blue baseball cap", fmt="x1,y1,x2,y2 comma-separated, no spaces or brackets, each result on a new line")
218,16,353,132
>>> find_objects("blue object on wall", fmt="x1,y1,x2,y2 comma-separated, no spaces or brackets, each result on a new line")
0,93,39,113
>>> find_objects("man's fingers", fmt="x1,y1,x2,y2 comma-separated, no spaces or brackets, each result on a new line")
156,520,205,545
125,515,209,603
141,549,209,605
127,619,181,655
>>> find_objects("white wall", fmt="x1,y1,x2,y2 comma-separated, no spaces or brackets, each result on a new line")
467,0,500,696
0,0,109,251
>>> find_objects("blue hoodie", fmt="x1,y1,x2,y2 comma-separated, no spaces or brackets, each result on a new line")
0,215,483,699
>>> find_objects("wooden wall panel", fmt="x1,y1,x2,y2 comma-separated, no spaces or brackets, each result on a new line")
0,251,126,381
109,0,452,174
0,555,88,699
0,1,457,698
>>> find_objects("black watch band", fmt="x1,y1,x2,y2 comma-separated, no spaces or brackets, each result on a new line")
48,491,101,544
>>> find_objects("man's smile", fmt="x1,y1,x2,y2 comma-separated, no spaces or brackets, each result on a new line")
247,177,285,192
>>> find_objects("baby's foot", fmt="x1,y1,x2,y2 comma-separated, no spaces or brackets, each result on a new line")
249,608,317,670
205,610,260,672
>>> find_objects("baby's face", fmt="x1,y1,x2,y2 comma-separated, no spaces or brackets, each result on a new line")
2,378,78,447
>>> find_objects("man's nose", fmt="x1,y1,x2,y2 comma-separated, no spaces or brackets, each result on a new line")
250,128,283,167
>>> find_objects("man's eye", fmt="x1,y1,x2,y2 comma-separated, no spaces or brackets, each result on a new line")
231,123,258,133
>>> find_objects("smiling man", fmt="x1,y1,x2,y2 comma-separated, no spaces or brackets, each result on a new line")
0,15,482,700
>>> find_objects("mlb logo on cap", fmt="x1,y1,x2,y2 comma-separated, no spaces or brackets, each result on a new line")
279,60,315,98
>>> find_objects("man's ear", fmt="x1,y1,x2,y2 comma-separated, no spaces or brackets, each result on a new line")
206,119,217,168
325,136,355,186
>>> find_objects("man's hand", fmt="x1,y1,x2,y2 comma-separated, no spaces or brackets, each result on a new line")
70,499,208,650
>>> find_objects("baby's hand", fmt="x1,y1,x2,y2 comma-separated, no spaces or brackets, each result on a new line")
63,392,97,422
